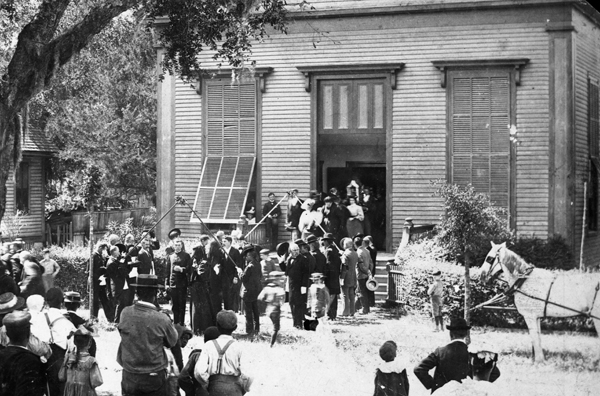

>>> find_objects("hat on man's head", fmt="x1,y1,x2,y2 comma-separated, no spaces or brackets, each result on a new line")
379,340,397,362
321,233,335,242
306,234,318,244
168,228,182,240
294,238,307,247
259,248,270,256
70,324,94,338
42,248,51,254
0,292,26,314
64,291,81,303
131,274,164,289
2,311,31,329
269,271,286,280
216,310,238,330
115,243,127,254
432,270,441,276
447,317,471,331
241,244,256,256
142,229,156,239
127,246,139,258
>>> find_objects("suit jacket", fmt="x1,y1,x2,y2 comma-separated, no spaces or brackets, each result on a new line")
324,246,341,295
280,254,309,303
262,201,282,219
340,249,358,287
310,250,326,275
167,251,192,288
414,340,470,393
287,198,303,227
137,249,154,275
190,245,207,284
107,256,129,296
241,259,262,302
320,204,344,237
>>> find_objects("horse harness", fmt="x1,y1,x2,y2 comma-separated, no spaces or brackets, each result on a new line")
484,250,600,320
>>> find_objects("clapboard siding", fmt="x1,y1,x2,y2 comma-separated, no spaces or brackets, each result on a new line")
174,79,203,237
166,5,564,250
573,9,600,267
1,155,45,242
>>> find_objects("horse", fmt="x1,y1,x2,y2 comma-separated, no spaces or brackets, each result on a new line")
480,241,600,362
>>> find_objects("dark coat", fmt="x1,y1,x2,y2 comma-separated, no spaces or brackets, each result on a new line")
320,204,345,239
107,256,129,296
0,273,19,296
19,259,45,299
241,259,262,302
414,340,498,393
190,245,207,284
167,251,192,288
324,246,341,295
310,250,326,275
262,201,282,219
92,252,108,285
287,199,303,228
137,249,154,275
0,345,47,396
280,254,309,304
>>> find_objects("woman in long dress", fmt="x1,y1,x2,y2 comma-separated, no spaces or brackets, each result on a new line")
345,196,364,238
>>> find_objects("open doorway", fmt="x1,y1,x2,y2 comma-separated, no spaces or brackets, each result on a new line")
325,164,386,249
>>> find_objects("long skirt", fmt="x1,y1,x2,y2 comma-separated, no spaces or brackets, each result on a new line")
346,218,364,239
190,283,215,334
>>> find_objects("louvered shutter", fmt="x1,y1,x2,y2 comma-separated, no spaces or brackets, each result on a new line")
450,71,510,209
192,79,257,222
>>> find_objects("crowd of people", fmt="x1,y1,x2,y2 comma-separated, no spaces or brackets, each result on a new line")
0,190,502,395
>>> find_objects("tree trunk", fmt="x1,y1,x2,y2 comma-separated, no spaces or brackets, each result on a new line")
463,251,472,344
88,203,95,316
0,109,22,225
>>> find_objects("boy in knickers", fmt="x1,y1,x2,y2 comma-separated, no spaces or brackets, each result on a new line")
257,271,286,347
428,270,444,331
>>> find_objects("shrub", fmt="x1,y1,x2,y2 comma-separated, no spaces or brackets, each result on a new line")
509,234,573,270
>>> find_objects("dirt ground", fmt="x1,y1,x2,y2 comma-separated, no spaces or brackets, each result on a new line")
92,304,600,396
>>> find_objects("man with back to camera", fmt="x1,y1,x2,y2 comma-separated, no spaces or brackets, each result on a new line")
414,317,500,393
118,274,179,396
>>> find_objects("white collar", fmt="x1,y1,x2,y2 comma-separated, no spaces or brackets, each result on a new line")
136,301,156,308
450,338,467,345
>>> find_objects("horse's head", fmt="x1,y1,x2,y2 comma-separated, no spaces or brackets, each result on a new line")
480,241,506,283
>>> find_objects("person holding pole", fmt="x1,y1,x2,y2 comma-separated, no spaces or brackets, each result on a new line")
262,192,281,251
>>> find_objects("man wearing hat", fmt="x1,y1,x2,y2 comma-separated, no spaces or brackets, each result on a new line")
166,238,192,326
106,245,130,324
258,271,286,346
221,236,242,312
118,274,179,396
279,242,309,328
319,196,345,243
0,258,18,295
91,242,114,322
259,248,277,288
321,233,341,320
194,310,246,396
298,199,323,240
240,245,262,335
307,273,330,320
307,234,326,275
414,317,500,393
286,189,302,240
0,311,47,395
298,239,317,287
262,192,282,251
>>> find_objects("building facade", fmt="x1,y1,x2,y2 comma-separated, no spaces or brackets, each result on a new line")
156,0,600,266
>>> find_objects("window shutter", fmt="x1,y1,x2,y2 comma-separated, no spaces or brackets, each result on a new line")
450,72,510,209
192,79,258,222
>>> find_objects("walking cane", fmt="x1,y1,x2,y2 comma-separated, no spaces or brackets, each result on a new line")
242,191,291,241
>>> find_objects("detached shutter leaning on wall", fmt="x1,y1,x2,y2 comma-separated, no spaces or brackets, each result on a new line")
192,79,257,223
449,70,511,210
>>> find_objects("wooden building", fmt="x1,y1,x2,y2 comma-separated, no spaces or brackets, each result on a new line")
155,0,600,267
1,127,57,246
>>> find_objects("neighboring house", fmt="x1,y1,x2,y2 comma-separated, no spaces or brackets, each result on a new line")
1,127,57,246
155,0,600,266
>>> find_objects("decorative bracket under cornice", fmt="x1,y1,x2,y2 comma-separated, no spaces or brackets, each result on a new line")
193,67,274,94
296,63,405,92
431,59,530,88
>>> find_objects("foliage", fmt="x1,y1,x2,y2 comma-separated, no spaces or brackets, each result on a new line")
510,234,573,270
434,181,513,262
31,14,158,208
0,209,25,240
0,0,293,226
148,0,288,81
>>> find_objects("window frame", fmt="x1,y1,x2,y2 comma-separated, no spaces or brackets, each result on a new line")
15,161,30,215
444,66,518,229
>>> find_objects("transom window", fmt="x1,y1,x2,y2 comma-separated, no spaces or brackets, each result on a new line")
318,79,385,134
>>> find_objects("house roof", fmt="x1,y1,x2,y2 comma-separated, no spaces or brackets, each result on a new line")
22,127,58,154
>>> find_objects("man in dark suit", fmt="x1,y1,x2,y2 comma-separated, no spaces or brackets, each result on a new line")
414,318,500,393
278,242,309,329
106,245,130,323
166,238,192,326
262,192,282,251
322,233,341,320
222,236,243,312
137,238,155,275
320,196,345,244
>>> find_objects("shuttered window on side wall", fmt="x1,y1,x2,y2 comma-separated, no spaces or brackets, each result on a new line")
449,70,511,210
588,79,599,231
192,79,257,223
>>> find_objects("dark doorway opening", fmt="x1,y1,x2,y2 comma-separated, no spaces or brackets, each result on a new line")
325,164,386,250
